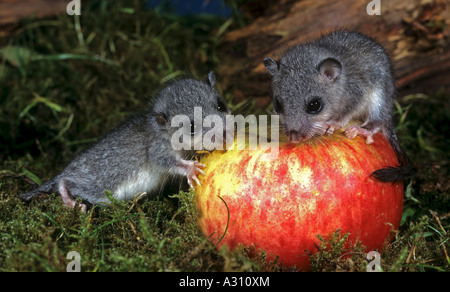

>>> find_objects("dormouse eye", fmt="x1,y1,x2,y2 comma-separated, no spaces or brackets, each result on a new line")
273,96,284,114
190,121,197,136
306,97,323,114
217,98,228,112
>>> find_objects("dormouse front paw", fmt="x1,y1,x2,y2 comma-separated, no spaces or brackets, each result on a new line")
177,160,206,189
325,124,336,135
322,122,343,136
344,125,376,144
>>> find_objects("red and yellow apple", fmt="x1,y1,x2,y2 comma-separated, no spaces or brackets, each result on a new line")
195,132,403,270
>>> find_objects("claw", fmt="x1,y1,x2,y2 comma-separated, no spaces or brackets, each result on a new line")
193,175,201,187
195,162,206,169
322,122,342,136
344,125,376,144
187,178,195,189
325,125,335,135
345,128,358,139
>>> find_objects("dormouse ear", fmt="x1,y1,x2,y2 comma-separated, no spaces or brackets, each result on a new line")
318,58,342,82
263,57,279,75
206,71,216,87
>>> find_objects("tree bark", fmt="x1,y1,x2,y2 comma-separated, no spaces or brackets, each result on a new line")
217,0,450,108
0,0,69,38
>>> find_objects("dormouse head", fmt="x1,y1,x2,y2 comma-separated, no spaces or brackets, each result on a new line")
264,49,348,143
151,72,231,151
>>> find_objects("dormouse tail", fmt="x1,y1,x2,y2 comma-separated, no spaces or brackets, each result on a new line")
19,178,58,201
371,126,414,183
371,165,414,182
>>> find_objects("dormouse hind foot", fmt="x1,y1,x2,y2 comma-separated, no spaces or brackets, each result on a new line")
344,125,379,144
59,180,87,213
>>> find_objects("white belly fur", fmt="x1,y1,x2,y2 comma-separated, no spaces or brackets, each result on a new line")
114,167,165,201
364,87,384,122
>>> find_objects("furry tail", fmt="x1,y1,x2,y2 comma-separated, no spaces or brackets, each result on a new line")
19,178,58,201
371,126,414,183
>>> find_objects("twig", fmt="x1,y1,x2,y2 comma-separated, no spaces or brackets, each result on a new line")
430,210,450,265
214,196,230,249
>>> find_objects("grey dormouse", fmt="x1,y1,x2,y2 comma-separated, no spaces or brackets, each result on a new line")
263,30,413,183
19,72,230,212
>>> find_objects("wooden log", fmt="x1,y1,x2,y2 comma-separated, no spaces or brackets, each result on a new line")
217,0,450,107
0,0,69,37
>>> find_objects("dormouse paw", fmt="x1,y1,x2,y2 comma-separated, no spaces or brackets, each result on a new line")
59,180,87,213
179,160,206,189
325,125,336,135
322,122,343,136
344,125,375,144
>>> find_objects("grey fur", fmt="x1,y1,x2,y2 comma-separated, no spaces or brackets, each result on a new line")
264,30,413,182
19,72,230,208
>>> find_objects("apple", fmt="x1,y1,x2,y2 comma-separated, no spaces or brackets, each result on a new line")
195,132,403,270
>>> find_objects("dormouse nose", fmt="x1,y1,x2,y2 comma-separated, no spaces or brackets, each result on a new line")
289,130,305,143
